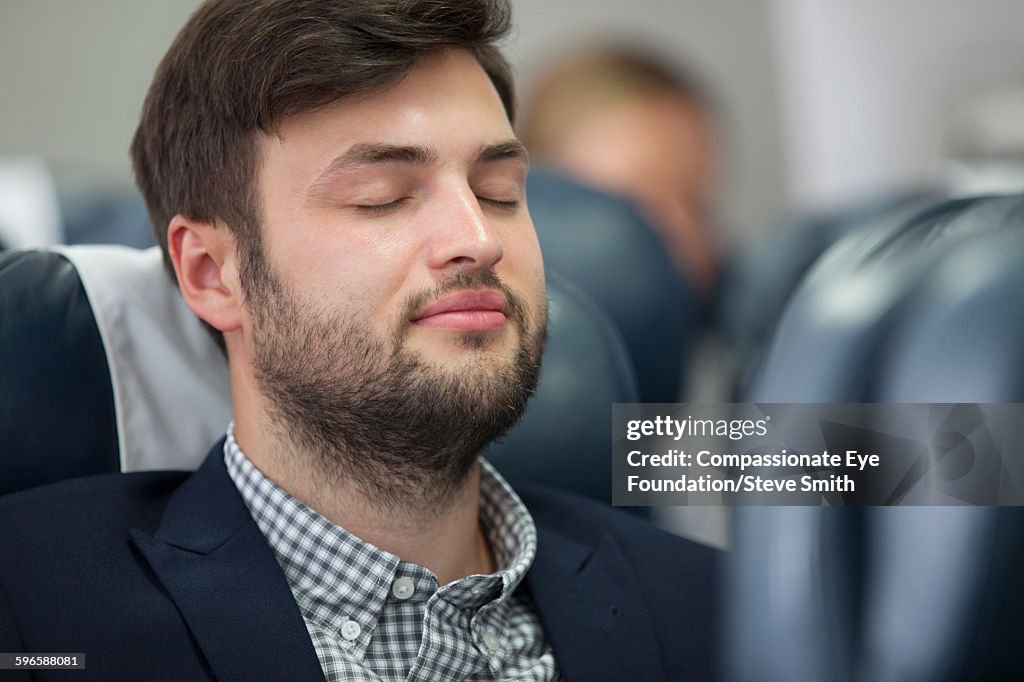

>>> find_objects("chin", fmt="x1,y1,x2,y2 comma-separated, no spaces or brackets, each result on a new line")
410,327,517,356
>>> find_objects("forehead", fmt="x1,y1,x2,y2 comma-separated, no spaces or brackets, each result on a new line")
258,49,515,173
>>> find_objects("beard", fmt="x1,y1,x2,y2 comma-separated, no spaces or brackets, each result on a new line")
247,264,546,512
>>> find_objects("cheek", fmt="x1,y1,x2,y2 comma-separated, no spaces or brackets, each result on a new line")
276,235,417,332
501,225,547,311
351,231,425,322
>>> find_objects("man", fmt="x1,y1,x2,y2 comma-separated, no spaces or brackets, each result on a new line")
0,1,718,680
520,47,721,296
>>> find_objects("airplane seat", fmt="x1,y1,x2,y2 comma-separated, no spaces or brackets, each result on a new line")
0,246,230,497
855,228,1024,682
57,183,154,248
0,157,155,251
526,166,702,402
0,250,120,492
727,194,1024,682
717,190,940,397
745,194,1024,401
878,227,1024,401
0,245,639,506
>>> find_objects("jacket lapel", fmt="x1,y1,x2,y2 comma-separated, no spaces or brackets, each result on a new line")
130,442,325,682
527,523,667,682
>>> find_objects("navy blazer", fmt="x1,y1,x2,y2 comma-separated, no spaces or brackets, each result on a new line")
0,444,719,681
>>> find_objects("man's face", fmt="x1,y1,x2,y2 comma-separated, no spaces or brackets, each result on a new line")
242,50,547,504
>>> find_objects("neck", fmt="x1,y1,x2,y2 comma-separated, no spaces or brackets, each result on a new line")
232,404,496,585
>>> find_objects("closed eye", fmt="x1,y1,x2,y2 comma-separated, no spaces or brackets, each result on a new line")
478,197,520,210
354,198,410,215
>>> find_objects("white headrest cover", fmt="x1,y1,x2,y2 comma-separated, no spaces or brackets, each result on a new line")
0,157,62,249
54,245,232,472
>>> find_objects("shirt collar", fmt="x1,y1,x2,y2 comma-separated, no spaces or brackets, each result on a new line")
222,424,537,644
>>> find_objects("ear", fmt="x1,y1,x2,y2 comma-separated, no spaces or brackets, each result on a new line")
167,215,243,334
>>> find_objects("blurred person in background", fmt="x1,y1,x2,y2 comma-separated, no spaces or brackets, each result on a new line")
520,45,722,297
520,44,731,548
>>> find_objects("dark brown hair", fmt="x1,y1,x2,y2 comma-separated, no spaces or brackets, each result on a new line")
131,0,514,294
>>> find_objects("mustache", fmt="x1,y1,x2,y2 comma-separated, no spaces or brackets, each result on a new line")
402,269,529,330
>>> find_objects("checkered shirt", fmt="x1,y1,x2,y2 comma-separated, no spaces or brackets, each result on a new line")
224,426,560,681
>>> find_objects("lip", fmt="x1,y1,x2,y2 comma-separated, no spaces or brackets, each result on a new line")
411,290,508,331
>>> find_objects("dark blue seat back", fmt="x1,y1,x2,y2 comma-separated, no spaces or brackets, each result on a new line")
0,250,119,495
58,187,154,248
527,167,701,402
727,194,1024,682
747,195,1024,401
718,191,939,396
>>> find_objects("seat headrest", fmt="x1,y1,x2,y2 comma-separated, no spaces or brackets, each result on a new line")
0,249,118,494
728,194,1024,682
527,167,700,401
748,194,1024,402
718,191,939,394
879,228,1024,401
57,245,232,472
0,245,230,497
0,157,62,250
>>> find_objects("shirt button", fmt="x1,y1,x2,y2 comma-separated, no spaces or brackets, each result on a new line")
340,619,361,641
482,629,502,653
392,577,415,600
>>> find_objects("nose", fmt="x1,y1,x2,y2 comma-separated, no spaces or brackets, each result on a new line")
426,185,504,273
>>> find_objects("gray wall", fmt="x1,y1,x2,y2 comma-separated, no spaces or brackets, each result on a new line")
771,0,1024,210
0,0,786,242
0,0,201,185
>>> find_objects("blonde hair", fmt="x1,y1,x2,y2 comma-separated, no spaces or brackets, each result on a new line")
520,46,710,155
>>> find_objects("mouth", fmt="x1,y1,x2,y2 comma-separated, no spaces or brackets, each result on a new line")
410,289,508,332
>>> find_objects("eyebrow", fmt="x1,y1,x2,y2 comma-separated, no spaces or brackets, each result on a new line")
311,139,529,194
318,143,438,177
474,139,530,166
